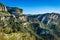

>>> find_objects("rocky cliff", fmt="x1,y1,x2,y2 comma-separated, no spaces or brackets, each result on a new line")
0,3,7,12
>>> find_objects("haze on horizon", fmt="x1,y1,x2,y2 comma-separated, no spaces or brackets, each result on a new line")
0,0,60,14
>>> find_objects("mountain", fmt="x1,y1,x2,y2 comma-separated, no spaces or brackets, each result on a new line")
27,13,60,25
27,13,60,40
0,3,60,40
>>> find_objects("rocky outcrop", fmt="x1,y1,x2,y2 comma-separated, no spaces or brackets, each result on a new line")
0,3,7,12
7,7,23,17
0,2,27,22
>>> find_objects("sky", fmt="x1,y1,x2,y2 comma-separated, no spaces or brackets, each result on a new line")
0,0,60,14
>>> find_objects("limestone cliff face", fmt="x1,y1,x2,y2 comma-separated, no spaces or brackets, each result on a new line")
0,2,27,22
0,2,23,16
0,3,7,12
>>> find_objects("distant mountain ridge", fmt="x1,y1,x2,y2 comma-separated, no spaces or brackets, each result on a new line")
27,13,60,24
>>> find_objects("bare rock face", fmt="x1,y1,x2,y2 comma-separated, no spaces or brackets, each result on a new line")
0,2,27,22
0,3,7,12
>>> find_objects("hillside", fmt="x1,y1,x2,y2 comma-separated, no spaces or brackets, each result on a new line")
0,3,60,40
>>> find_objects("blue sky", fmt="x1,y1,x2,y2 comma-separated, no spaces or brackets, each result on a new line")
0,0,60,14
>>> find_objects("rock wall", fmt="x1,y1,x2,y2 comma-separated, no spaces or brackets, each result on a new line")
0,3,7,12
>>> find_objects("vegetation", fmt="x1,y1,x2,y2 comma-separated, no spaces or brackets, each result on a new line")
0,3,60,40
